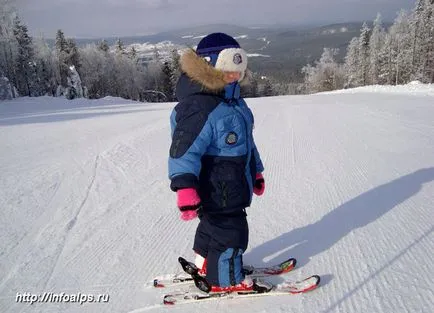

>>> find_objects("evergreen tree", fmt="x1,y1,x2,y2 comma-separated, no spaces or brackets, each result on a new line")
65,38,81,71
12,15,34,96
389,10,413,84
344,37,360,87
302,48,344,93
169,49,181,100
55,29,69,87
128,46,137,60
98,40,109,53
377,33,395,84
262,77,274,96
358,22,371,85
33,37,57,96
115,38,126,55
416,0,434,82
240,71,259,98
411,0,426,79
0,0,17,94
369,14,385,84
161,60,173,101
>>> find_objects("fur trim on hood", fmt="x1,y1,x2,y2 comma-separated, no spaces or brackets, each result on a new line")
180,49,249,93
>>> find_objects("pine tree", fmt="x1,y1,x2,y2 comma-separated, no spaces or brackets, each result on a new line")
115,38,126,55
358,22,371,85
128,46,137,60
411,0,426,79
262,77,274,96
55,29,67,54
369,14,385,84
377,33,394,84
161,60,173,101
169,49,181,100
65,38,81,71
302,48,344,93
33,37,57,96
426,0,434,83
12,15,34,96
389,10,413,84
98,40,109,53
344,37,360,87
0,0,17,94
55,29,69,87
417,0,434,83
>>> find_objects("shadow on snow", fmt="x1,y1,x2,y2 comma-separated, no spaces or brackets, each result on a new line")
245,168,434,268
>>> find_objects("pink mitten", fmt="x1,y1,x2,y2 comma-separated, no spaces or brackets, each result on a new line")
253,173,265,196
180,210,198,221
177,188,201,221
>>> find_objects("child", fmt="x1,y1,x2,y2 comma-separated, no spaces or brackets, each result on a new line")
168,33,266,292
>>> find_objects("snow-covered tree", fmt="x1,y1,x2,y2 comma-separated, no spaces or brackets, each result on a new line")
411,0,427,79
98,40,109,53
358,22,371,85
389,10,413,84
411,0,434,83
128,46,138,60
377,33,395,84
65,38,81,71
169,49,181,100
12,15,35,96
344,37,361,88
240,70,259,98
33,37,58,96
115,38,126,55
0,0,17,93
55,29,69,87
64,65,84,99
303,48,345,93
79,44,111,98
369,14,385,84
0,73,14,99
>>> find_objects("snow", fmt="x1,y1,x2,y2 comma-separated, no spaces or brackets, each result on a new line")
323,83,434,96
127,41,177,60
193,35,207,39
1,84,433,313
247,53,271,58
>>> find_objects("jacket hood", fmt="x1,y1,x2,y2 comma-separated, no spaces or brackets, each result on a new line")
180,49,227,93
178,49,250,94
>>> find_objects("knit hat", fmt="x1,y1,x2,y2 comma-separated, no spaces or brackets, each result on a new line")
196,33,248,81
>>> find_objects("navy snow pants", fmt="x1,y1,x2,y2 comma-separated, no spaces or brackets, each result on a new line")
193,211,249,287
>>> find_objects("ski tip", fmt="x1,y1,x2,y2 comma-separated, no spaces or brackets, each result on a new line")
163,296,175,305
282,258,297,272
153,279,165,288
284,275,321,294
306,275,320,285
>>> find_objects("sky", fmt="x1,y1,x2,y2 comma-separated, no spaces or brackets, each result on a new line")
16,0,415,38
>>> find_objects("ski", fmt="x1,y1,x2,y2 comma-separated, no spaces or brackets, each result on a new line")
152,256,296,289
163,275,321,305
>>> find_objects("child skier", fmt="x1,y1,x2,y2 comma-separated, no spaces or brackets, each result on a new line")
168,33,266,292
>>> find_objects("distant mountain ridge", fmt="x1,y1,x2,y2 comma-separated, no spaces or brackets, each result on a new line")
55,22,385,81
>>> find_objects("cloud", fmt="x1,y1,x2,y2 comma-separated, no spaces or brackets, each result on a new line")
16,0,414,38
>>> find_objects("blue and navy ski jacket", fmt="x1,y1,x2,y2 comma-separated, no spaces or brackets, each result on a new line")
168,50,264,216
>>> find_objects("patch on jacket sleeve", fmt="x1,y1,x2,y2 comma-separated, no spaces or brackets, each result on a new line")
225,131,238,145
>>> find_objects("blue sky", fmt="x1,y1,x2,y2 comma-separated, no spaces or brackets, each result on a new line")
17,0,414,38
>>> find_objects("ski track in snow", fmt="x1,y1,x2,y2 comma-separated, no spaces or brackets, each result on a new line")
0,88,433,313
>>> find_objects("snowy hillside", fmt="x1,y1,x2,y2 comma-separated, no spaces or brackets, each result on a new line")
1,85,433,313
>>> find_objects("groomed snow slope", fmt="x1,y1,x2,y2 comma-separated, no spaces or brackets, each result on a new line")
0,85,433,313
